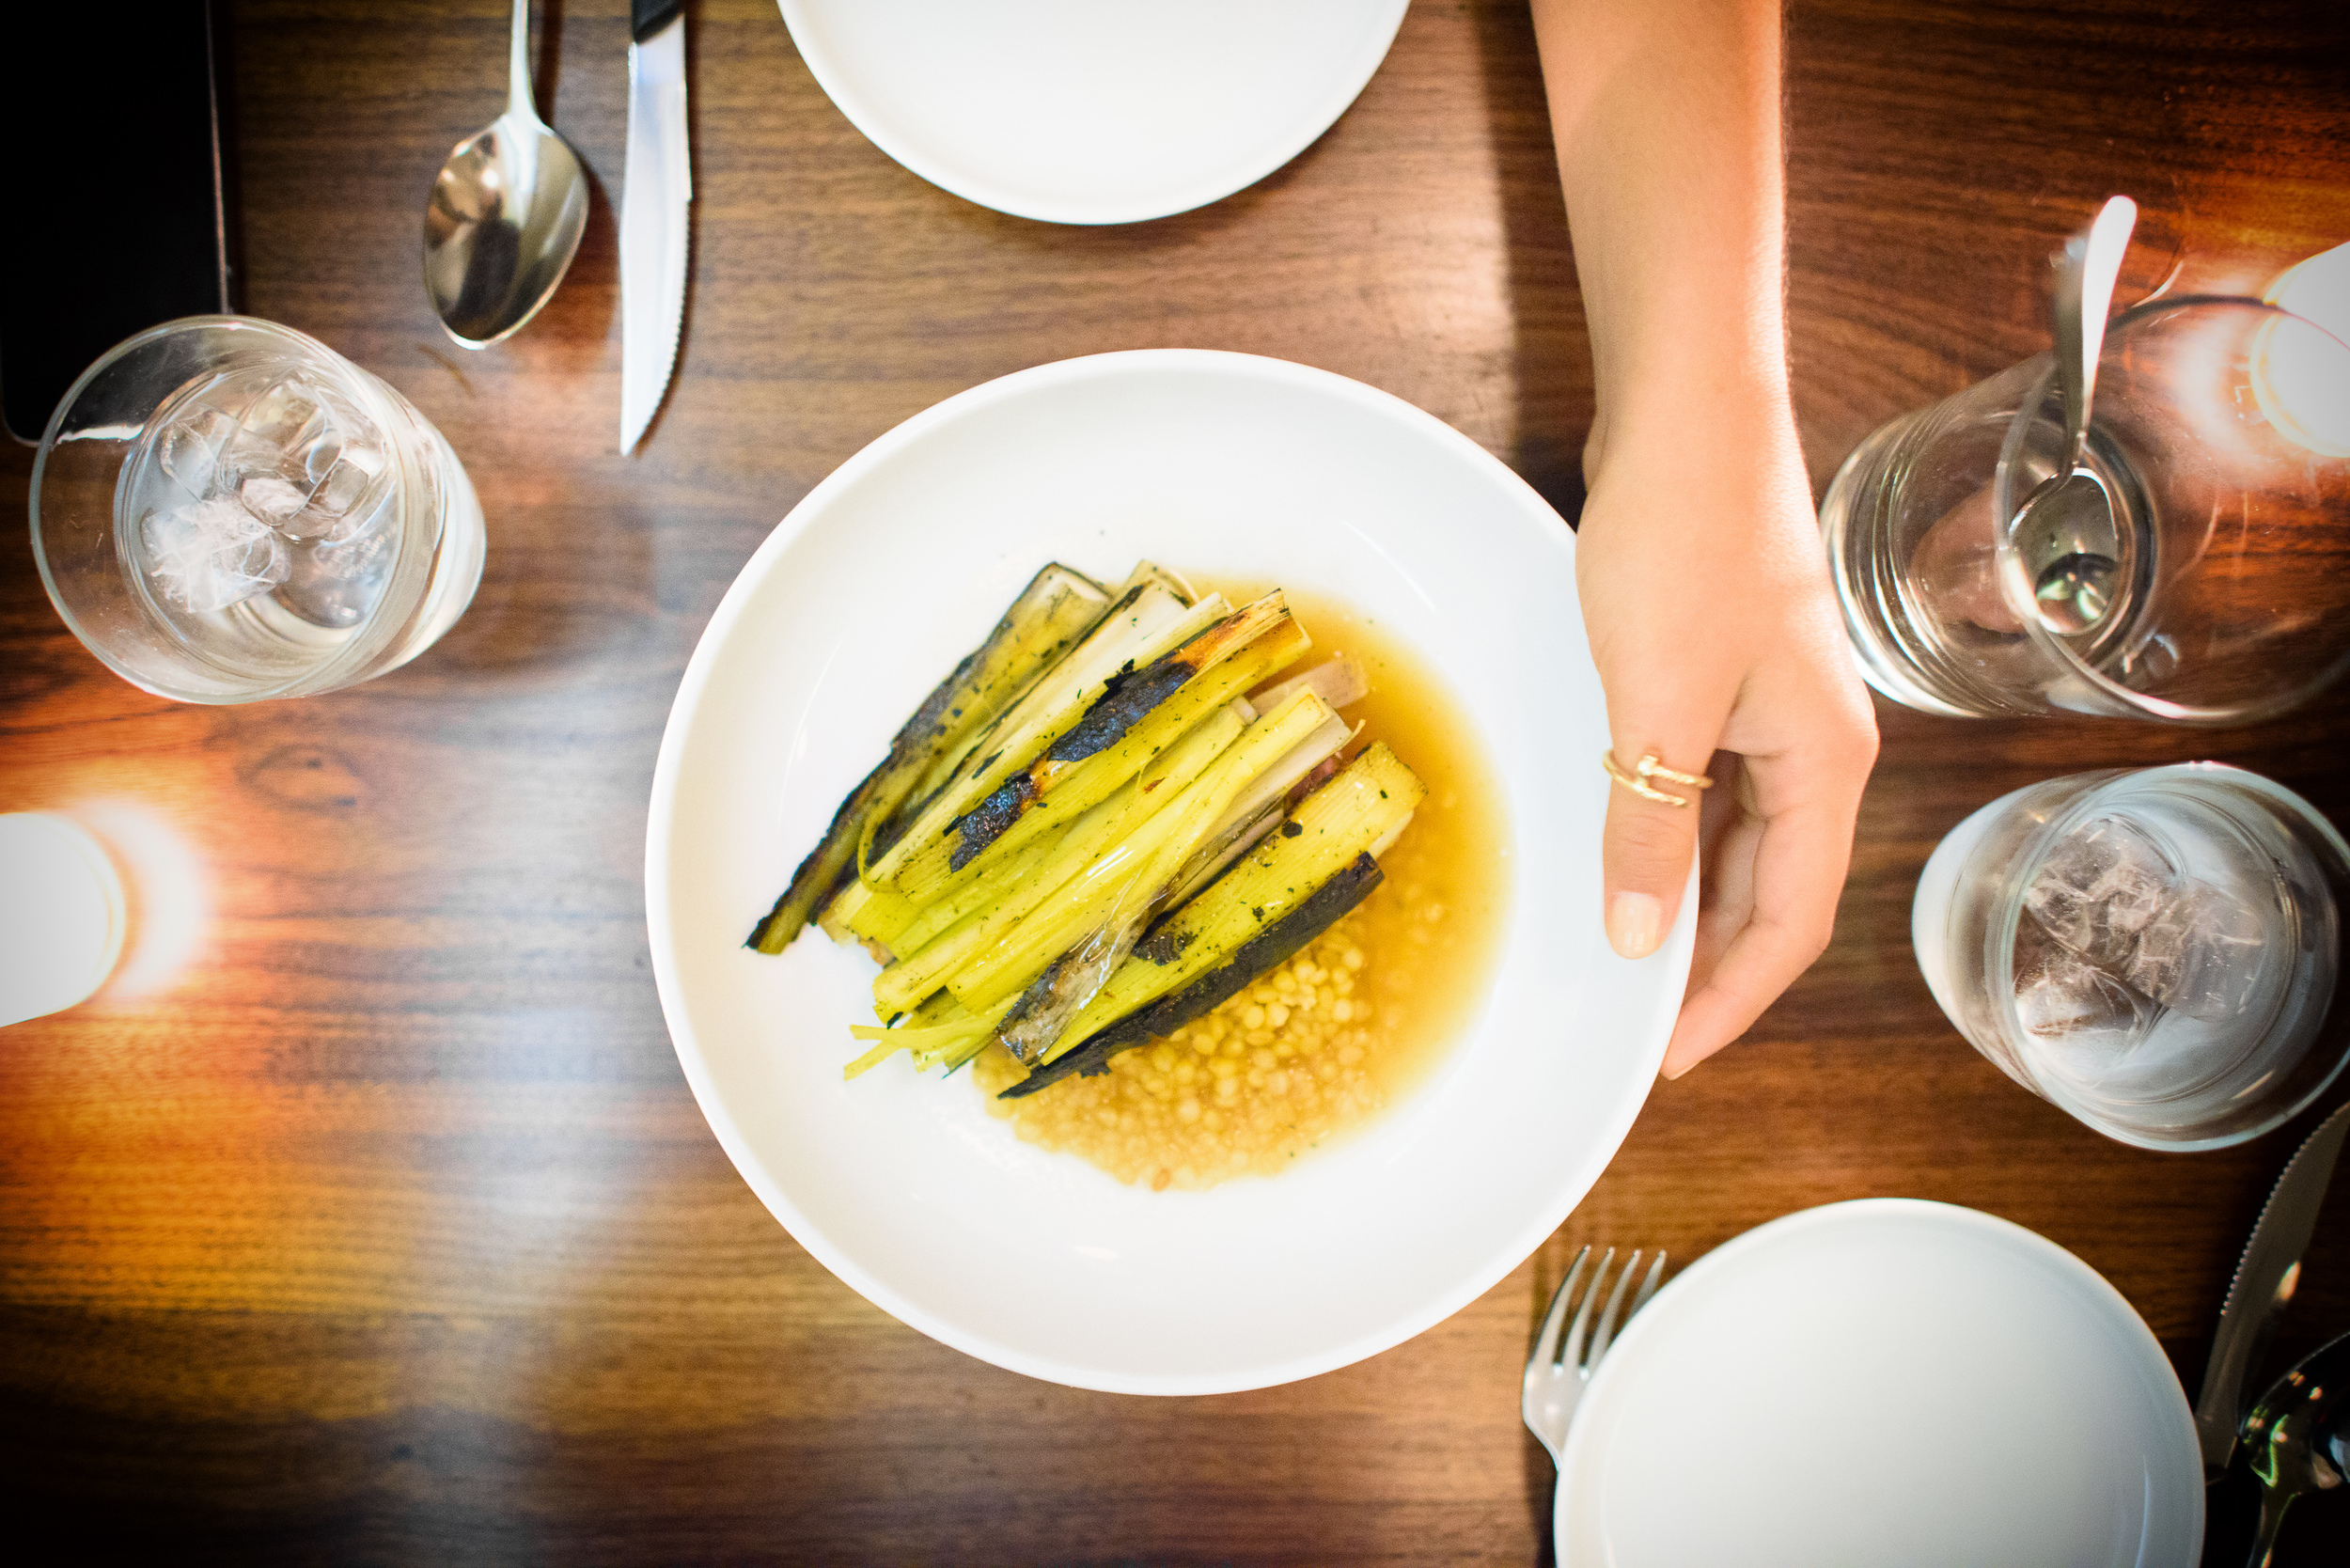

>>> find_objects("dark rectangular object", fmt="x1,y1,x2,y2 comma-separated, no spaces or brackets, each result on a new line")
2,2,234,444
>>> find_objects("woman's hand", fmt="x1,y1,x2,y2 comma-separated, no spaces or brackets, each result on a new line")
1576,400,1877,1078
1534,0,1879,1076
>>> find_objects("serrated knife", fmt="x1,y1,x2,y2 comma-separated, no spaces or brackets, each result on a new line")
2195,1099,2350,1479
619,0,689,455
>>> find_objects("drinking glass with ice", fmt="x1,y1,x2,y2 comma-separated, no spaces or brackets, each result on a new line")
1914,764,2349,1150
30,317,484,702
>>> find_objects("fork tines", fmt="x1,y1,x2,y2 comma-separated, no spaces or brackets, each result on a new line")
1532,1245,1668,1375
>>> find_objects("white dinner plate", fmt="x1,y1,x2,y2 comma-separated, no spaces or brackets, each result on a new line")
1555,1199,2203,1567
775,0,1413,224
646,349,1695,1393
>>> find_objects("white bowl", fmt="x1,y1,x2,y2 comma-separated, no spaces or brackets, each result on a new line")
775,0,1411,225
1555,1200,2203,1567
646,350,1694,1393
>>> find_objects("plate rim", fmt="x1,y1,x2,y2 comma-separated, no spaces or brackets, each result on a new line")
645,348,1690,1392
773,0,1414,225
1551,1196,2204,1564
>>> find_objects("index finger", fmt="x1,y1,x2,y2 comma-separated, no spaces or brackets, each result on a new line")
1659,769,1862,1078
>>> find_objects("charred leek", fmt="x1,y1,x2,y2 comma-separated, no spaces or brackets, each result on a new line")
754,558,1428,1090
745,563,1112,953
996,743,1424,1094
858,584,1229,888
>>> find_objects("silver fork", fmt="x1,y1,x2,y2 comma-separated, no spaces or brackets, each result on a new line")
1521,1245,1668,1467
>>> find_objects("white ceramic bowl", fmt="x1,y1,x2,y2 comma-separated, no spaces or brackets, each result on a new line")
1555,1200,2203,1567
646,350,1694,1393
775,0,1411,225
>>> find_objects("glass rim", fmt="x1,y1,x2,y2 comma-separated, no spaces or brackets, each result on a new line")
28,314,436,703
1982,761,2350,1151
1990,293,2350,725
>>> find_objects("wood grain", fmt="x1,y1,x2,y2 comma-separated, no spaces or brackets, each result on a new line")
2,1,2345,1561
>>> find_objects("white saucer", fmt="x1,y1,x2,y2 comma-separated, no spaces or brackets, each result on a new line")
1554,1200,2202,1567
776,0,1411,224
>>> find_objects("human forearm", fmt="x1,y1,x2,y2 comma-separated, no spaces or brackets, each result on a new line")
1530,0,1791,479
1529,0,1875,1074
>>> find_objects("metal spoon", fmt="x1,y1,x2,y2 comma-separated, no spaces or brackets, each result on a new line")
423,0,590,348
2237,1329,2350,1566
2001,195,2138,635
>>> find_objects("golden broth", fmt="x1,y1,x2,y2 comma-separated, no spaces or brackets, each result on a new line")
971,583,1512,1188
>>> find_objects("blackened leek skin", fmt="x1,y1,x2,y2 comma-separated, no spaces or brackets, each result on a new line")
745,565,1108,954
862,585,1217,890
996,852,1383,1099
930,592,1295,876
945,658,1190,870
886,617,1308,912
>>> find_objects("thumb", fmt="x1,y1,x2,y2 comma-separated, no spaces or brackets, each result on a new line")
1600,739,1716,959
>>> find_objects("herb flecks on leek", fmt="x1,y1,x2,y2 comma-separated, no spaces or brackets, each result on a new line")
940,690,1340,1018
993,702,1355,1063
746,563,1111,954
931,590,1299,876
1019,740,1424,1072
885,614,1311,909
867,707,1250,1018
859,584,1228,890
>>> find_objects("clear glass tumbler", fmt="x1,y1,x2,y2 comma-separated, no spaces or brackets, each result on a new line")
1913,763,2350,1151
30,316,486,703
1823,296,2350,724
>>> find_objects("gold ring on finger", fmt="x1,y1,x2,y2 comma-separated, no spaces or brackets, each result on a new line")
1602,749,1716,808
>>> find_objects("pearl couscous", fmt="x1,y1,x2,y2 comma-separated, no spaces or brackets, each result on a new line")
973,918,1386,1188
970,583,1511,1190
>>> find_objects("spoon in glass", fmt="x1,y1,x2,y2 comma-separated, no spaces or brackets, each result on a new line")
2237,1329,2349,1566
2000,195,2138,635
423,0,590,348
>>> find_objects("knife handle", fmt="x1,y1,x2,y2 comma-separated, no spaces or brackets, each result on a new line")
632,0,681,44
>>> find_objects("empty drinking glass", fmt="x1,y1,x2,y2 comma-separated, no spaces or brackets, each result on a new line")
1823,296,2350,724
1913,763,2350,1150
30,316,486,703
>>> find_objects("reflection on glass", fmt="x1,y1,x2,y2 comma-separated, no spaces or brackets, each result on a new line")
2258,242,2350,457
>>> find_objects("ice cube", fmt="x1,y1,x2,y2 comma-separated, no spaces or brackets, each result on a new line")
2123,883,2270,1022
277,522,393,629
213,423,304,494
239,380,326,449
141,496,290,613
239,474,312,527
2013,940,2154,1080
302,452,389,539
2023,816,2171,967
300,435,344,490
337,438,388,478
157,407,237,498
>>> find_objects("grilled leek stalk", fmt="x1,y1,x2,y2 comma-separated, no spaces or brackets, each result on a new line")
995,742,1426,1090
997,852,1386,1096
859,583,1226,888
845,989,1019,1078
778,562,1428,1092
937,690,1338,1017
894,560,1199,813
886,596,1308,905
746,563,1112,954
991,703,1354,1062
868,705,1255,1017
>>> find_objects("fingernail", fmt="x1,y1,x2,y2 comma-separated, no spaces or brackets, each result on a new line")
1606,892,1663,960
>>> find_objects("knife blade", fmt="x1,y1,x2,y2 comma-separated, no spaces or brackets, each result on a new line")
2195,1099,2350,1478
619,0,690,455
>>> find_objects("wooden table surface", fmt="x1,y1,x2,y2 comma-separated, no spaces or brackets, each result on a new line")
5,2,2347,1561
